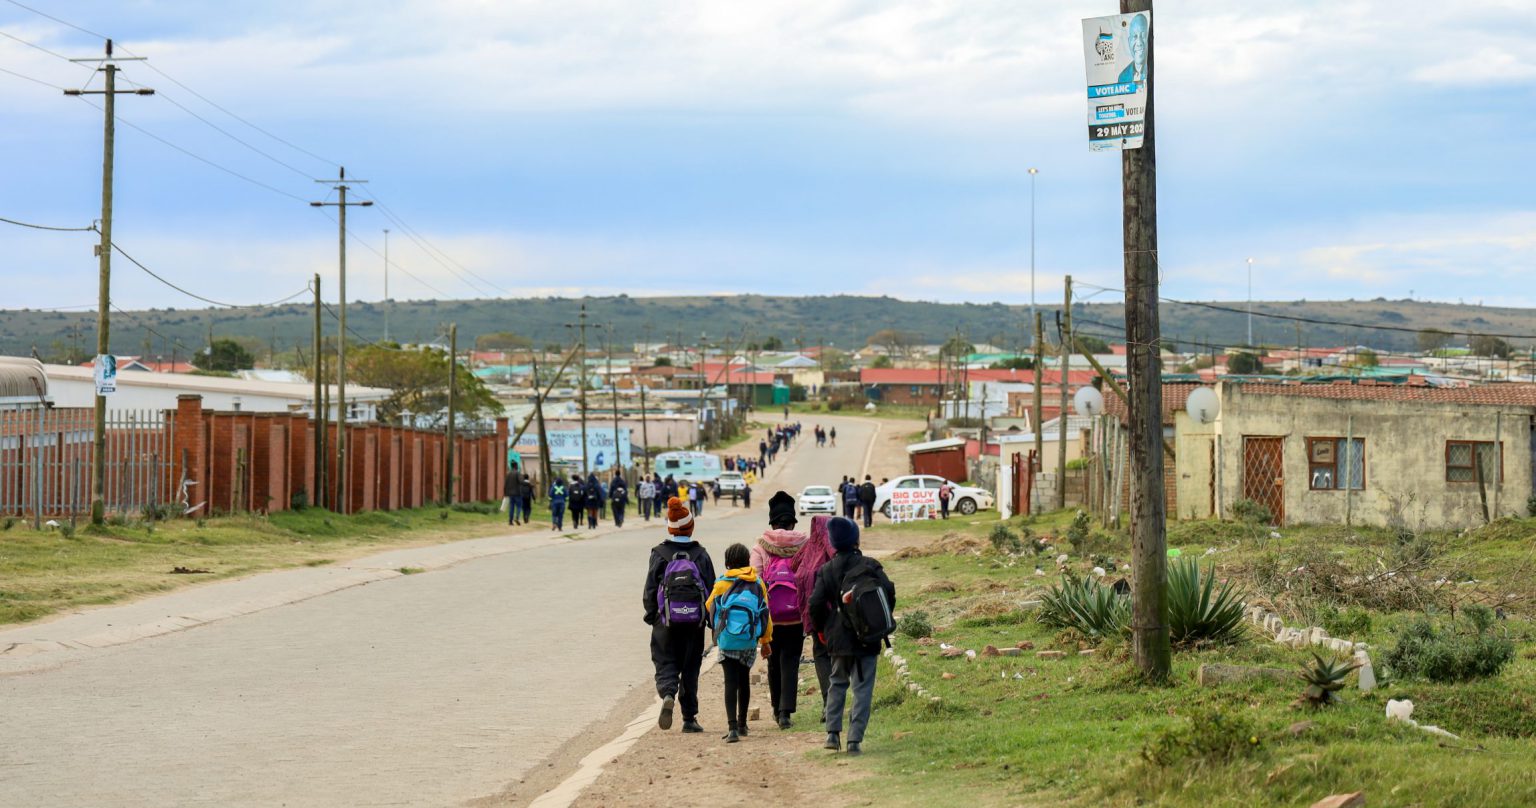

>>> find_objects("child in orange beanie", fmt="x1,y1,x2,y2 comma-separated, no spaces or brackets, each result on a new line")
642,497,717,733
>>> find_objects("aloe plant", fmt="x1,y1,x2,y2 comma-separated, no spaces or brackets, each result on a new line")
1165,557,1247,646
1295,651,1359,708
1038,575,1129,638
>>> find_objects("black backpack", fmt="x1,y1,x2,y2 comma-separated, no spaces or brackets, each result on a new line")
838,558,895,646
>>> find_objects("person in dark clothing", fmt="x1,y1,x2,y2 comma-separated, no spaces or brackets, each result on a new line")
810,517,895,757
857,475,877,528
610,471,628,528
504,466,522,526
548,477,569,531
644,497,717,735
520,473,535,524
586,472,602,529
758,440,768,468
567,476,586,530
741,483,752,509
654,474,667,518
841,476,858,519
751,492,807,729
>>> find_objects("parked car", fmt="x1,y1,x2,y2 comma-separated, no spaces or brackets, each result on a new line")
797,485,838,516
873,475,994,517
716,471,746,501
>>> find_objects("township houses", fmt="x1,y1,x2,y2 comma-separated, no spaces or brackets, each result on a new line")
861,367,1096,408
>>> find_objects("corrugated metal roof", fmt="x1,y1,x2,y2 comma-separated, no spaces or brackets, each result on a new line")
0,357,46,399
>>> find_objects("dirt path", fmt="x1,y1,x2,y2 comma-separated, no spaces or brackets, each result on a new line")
571,656,866,808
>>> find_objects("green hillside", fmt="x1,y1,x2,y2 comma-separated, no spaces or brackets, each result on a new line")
3,295,1532,361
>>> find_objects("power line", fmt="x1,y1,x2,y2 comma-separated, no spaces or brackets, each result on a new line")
116,74,315,181
0,63,66,90
1,0,107,39
315,208,452,298
0,28,93,68
111,240,310,308
359,190,504,296
0,214,95,231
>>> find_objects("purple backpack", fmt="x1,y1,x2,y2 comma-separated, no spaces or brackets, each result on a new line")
764,555,800,624
659,552,706,627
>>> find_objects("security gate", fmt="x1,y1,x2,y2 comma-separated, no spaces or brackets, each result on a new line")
1241,436,1285,525
0,407,175,520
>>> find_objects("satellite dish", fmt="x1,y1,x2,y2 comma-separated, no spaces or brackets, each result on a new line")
1186,387,1220,424
1072,386,1104,417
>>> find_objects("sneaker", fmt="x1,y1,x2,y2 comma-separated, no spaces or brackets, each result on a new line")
681,719,703,733
724,728,740,744
658,695,675,730
824,732,841,751
737,723,748,737
847,742,862,756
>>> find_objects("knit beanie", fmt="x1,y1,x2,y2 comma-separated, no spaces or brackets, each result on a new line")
767,491,797,528
828,516,859,552
666,496,694,538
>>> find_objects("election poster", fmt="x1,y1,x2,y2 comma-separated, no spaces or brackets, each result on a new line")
512,429,632,472
93,354,117,396
1081,11,1151,151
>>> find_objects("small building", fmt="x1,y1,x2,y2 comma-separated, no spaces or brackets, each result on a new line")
907,437,967,481
1182,380,1536,530
37,362,389,423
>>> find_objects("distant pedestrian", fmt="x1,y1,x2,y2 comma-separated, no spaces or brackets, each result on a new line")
689,481,703,517
751,492,808,729
504,466,522,526
841,476,858,519
858,475,877,528
567,476,586,530
829,426,836,447
638,476,656,521
938,481,954,520
586,472,602,529
711,480,721,506
548,477,569,531
706,542,772,743
520,473,535,524
741,482,752,509
611,471,629,528
645,497,716,736
654,474,667,517
811,517,896,756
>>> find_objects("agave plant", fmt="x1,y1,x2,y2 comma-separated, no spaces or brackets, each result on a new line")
1165,557,1247,646
1038,575,1130,639
1295,651,1359,708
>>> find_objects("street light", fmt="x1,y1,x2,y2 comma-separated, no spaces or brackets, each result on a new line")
1029,167,1039,345
1246,257,1254,346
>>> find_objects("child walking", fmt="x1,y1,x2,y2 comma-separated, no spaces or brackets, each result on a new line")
706,543,773,743
643,497,717,734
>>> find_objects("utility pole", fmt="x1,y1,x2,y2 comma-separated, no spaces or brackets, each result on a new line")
638,382,651,473
1057,276,1072,509
65,40,153,526
1032,312,1044,515
445,323,458,504
310,168,372,513
531,353,554,489
604,326,620,471
383,228,391,343
563,303,591,472
1029,167,1040,335
1121,0,1171,682
312,274,326,508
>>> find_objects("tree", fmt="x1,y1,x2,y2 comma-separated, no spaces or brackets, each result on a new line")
651,356,673,367
820,348,852,372
1351,348,1380,367
203,338,255,371
1416,328,1452,354
1227,352,1263,374
1076,335,1111,355
870,355,894,369
475,331,532,351
939,334,975,359
866,328,915,360
1470,335,1513,358
989,357,1034,370
348,345,504,426
761,335,784,351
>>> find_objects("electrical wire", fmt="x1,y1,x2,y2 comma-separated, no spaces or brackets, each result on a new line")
116,75,316,181
111,240,310,308
359,189,504,296
0,63,65,90
0,28,94,68
0,214,95,232
1,0,107,39
313,208,452,298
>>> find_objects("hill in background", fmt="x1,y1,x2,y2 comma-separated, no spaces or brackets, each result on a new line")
2,295,1531,361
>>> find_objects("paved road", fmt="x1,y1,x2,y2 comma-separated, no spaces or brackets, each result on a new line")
0,415,880,807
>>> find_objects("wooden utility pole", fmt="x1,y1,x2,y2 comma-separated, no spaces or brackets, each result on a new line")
639,382,651,473
312,274,326,508
531,353,553,489
65,40,153,525
1032,312,1044,515
1056,276,1072,509
1121,0,1171,682
310,168,372,513
564,304,591,472
445,323,458,505
604,326,620,470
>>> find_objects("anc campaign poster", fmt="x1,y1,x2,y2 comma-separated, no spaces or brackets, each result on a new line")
1082,11,1150,151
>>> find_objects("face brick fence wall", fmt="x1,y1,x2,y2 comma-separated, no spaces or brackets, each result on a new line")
0,396,508,519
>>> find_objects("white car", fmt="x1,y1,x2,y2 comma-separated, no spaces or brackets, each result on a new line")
716,471,746,500
797,485,838,516
873,474,994,517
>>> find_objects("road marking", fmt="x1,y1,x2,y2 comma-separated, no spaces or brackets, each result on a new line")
861,419,882,479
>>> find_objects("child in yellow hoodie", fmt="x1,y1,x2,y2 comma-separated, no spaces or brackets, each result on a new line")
706,543,774,743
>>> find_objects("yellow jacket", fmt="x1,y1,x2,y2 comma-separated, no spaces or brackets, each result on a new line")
705,566,774,645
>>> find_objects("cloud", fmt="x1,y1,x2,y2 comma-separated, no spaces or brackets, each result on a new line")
1412,48,1536,85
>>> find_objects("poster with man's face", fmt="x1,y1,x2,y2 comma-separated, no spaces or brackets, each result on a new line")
1081,11,1151,151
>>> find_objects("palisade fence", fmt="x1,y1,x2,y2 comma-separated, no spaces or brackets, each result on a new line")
0,407,175,521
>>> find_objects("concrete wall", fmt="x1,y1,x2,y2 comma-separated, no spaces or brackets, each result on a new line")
1175,411,1216,520
1210,386,1534,530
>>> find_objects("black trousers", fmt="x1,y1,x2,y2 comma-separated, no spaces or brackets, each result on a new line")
721,658,751,729
767,623,806,717
586,506,598,529
861,504,873,528
651,624,705,720
613,502,625,527
812,633,833,712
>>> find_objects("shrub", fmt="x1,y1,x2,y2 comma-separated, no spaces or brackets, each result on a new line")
988,523,1023,554
1295,651,1358,708
1383,616,1515,683
1230,498,1273,526
1066,510,1091,553
828,400,844,411
1318,604,1373,638
897,610,934,639
1528,493,1536,518
1142,707,1260,767
1165,558,1247,646
1038,575,1129,639
1,516,15,531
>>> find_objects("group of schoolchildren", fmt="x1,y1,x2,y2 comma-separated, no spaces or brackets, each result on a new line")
838,475,879,528
812,424,836,447
643,490,896,754
542,470,631,530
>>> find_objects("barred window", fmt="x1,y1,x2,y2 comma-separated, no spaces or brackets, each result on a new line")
1446,441,1501,483
1307,437,1364,491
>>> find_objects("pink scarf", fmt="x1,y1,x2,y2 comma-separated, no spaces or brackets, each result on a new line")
793,515,836,627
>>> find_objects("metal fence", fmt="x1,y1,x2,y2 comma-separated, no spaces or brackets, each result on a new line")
0,407,175,521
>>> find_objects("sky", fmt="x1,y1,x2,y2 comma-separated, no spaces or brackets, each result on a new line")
0,0,1533,312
